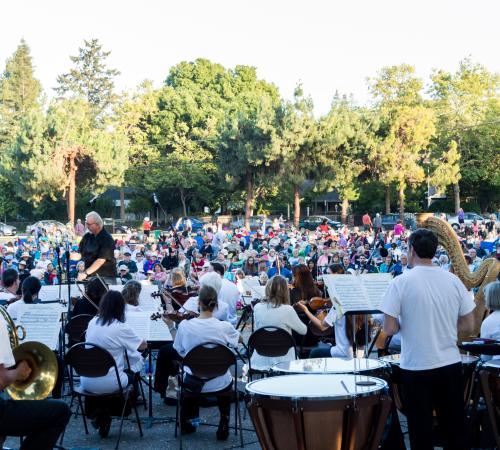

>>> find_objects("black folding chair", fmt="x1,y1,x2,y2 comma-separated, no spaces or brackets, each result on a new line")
64,314,94,348
175,343,243,449
247,326,297,380
65,342,143,449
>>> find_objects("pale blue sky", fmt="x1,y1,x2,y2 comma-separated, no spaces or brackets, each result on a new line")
1,0,498,115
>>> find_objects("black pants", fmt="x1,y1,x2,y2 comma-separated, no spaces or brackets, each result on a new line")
0,398,71,450
154,342,182,397
401,362,465,450
182,384,232,422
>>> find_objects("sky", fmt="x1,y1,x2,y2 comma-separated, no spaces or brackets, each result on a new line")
1,0,499,116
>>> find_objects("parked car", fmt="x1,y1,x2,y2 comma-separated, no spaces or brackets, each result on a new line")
381,214,417,231
299,215,341,230
231,215,285,231
175,217,205,232
0,222,16,236
103,218,130,233
26,220,71,235
447,212,485,229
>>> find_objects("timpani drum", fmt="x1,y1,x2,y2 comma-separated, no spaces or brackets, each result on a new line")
379,354,479,413
271,357,385,377
246,374,391,450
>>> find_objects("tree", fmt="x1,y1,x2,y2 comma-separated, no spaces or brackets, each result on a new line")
316,96,374,223
6,98,129,225
0,39,42,147
429,58,500,212
280,84,317,227
428,140,461,207
55,39,120,120
219,67,284,229
368,65,435,219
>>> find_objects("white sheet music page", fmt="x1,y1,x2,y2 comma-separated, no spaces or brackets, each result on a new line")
39,285,80,302
238,277,265,300
126,312,172,342
16,305,63,350
359,273,392,311
323,275,371,312
138,286,162,312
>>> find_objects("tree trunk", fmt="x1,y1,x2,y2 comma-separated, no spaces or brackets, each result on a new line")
67,152,77,227
244,171,253,230
293,184,300,228
385,185,391,214
341,199,349,224
453,183,460,214
179,188,188,217
120,187,125,220
398,182,405,222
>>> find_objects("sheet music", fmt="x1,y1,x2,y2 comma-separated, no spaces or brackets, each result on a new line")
16,305,63,350
138,286,162,312
108,285,124,292
323,273,392,313
39,285,80,302
238,277,265,300
126,312,172,342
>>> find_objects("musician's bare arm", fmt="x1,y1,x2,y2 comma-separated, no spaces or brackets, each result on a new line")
296,303,330,331
457,311,475,336
0,361,31,390
84,258,106,276
383,314,400,336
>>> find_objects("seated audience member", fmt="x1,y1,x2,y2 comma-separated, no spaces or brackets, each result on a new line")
154,285,240,439
480,281,500,361
251,275,307,370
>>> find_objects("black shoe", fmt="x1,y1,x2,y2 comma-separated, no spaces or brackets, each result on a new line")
98,415,112,438
216,415,229,441
181,421,197,435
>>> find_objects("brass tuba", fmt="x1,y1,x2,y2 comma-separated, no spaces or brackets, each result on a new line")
0,306,58,400
416,213,500,338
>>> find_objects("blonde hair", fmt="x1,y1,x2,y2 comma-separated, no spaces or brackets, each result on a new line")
171,267,186,287
264,275,290,308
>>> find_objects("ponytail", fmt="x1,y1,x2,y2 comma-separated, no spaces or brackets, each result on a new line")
22,276,42,304
198,285,218,312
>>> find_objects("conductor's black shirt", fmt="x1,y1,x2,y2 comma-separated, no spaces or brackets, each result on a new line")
78,228,116,277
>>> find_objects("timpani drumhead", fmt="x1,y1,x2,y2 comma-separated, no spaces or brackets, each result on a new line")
272,357,385,375
484,359,500,370
380,353,479,367
246,374,387,401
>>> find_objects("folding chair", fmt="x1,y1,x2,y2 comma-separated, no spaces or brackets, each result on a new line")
65,342,143,449
247,326,296,380
175,343,243,449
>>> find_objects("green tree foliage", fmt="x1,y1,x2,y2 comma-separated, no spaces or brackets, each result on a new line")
55,39,120,120
0,40,42,147
316,96,376,223
368,65,435,218
429,58,500,211
218,67,285,229
280,83,317,226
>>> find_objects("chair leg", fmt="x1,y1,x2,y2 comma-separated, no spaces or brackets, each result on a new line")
133,404,144,437
77,395,89,435
115,398,129,450
238,395,244,448
139,378,147,410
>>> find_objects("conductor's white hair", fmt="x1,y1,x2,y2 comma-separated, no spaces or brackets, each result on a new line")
200,272,222,294
86,211,103,227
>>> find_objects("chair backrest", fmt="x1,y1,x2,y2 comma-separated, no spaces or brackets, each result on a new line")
65,342,117,378
65,314,94,343
248,326,296,358
182,343,236,380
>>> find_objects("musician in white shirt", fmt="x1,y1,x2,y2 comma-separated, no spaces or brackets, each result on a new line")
381,228,475,450
252,275,307,370
480,281,500,361
6,276,41,320
122,279,143,318
0,311,71,449
210,262,240,325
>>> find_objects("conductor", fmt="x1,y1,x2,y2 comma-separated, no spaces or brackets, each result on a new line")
77,212,117,284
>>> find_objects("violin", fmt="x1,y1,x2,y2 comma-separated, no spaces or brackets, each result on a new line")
150,310,199,324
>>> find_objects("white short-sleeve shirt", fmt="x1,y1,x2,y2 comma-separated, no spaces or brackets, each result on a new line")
0,315,16,368
480,310,500,361
80,317,143,394
381,265,475,370
173,317,239,393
